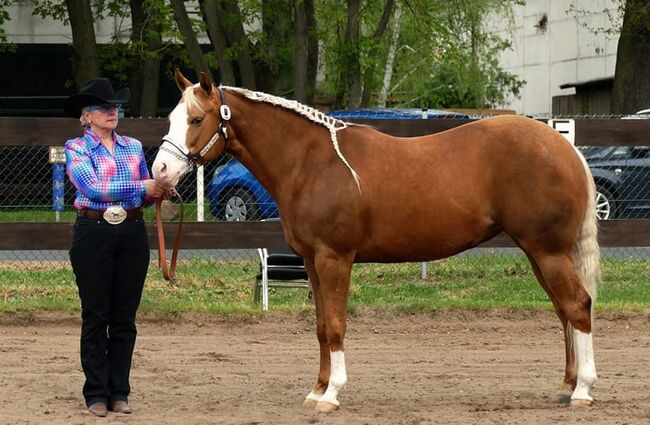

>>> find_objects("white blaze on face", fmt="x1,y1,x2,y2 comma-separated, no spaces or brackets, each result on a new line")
152,101,192,187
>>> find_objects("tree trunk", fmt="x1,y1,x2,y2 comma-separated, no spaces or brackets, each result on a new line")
360,0,394,106
222,0,256,89
294,0,308,102
305,0,318,103
169,0,213,80
378,2,401,107
64,0,99,88
611,0,650,114
344,0,362,108
261,0,293,92
200,0,236,85
129,0,162,117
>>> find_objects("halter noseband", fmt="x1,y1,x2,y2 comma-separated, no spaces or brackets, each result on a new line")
159,87,231,166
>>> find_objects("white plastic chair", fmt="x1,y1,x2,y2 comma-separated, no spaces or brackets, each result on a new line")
255,247,309,311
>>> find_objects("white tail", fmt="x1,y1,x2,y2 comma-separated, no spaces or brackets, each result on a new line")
572,148,601,303
567,148,601,404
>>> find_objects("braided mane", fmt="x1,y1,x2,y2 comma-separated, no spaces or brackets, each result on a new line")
183,85,360,190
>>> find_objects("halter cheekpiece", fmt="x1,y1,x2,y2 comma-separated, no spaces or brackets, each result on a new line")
159,86,231,166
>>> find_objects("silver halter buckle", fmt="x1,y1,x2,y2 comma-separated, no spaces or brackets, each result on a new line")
103,205,127,225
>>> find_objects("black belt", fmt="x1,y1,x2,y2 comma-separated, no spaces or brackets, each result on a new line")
77,208,143,221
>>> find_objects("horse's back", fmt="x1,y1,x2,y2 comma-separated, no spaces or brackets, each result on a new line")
336,116,589,261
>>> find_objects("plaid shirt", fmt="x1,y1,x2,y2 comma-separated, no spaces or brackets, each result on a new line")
65,128,153,210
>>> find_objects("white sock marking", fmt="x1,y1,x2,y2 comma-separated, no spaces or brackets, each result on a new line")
318,351,347,406
571,329,597,402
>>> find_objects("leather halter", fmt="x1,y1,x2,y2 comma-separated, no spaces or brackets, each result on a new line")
155,87,230,284
159,86,231,166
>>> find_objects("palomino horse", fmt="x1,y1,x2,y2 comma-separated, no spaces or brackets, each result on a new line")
152,70,600,411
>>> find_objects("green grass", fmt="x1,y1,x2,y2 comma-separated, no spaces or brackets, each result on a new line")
0,208,78,222
1,255,648,315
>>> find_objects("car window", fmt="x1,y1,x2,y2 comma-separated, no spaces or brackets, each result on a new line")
609,146,632,159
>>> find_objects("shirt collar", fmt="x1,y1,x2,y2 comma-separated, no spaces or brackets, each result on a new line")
84,128,126,149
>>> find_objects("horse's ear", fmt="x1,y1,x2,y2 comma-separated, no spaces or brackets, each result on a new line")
199,72,213,95
174,68,192,91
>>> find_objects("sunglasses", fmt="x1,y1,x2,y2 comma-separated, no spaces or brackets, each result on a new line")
85,104,122,113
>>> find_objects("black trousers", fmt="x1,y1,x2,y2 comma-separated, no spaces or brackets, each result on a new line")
69,217,149,407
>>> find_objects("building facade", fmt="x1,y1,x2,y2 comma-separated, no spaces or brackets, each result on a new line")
492,0,621,116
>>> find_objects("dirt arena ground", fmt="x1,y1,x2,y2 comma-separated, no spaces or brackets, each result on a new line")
1,310,649,425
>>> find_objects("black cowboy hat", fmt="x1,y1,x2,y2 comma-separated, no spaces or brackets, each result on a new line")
64,78,130,116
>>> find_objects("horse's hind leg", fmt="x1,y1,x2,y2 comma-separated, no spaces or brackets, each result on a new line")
530,251,597,406
525,253,576,403
302,259,331,409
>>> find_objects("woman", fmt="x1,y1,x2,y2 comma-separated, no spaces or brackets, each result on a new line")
64,78,166,417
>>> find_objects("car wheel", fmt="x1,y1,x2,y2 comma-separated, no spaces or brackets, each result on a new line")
595,185,616,220
220,188,260,221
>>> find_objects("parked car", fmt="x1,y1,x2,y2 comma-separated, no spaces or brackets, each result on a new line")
208,160,278,221
581,109,650,220
581,145,650,219
208,108,470,221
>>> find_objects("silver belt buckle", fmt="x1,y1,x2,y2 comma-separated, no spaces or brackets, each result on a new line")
103,205,127,225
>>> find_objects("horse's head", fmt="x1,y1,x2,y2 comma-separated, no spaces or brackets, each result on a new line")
152,69,231,188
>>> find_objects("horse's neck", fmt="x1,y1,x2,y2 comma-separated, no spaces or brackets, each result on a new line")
227,98,329,203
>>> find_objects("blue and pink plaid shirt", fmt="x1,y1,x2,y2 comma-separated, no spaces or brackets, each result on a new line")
65,128,153,210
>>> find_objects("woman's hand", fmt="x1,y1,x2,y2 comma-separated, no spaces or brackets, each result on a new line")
144,179,167,198
162,188,175,200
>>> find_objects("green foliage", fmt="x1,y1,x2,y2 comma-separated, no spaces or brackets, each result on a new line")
0,0,17,50
390,0,524,108
566,0,625,37
27,0,186,87
406,36,524,108
31,0,68,23
316,0,524,108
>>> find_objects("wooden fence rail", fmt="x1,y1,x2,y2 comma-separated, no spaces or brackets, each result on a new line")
0,220,648,251
1,116,650,147
0,117,648,252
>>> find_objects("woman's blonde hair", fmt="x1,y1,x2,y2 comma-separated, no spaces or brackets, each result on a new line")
79,108,91,128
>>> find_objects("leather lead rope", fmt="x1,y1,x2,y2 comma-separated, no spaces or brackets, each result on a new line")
155,189,184,285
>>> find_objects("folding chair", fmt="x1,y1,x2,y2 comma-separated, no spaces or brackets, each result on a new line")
254,222,309,311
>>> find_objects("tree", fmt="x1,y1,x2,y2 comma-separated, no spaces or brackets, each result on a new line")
128,0,164,117
317,0,523,109
383,0,524,108
170,0,213,80
63,0,100,87
611,0,650,114
0,0,16,51
360,0,395,106
200,0,236,85
17,0,524,110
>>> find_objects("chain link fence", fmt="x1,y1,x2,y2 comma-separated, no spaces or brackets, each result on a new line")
0,112,648,305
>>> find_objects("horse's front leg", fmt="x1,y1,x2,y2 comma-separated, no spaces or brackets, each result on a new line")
311,251,354,412
302,259,331,408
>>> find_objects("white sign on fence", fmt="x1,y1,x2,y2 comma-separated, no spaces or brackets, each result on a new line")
48,146,66,164
547,119,575,145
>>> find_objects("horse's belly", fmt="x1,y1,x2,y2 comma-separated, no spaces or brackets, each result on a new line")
355,220,500,263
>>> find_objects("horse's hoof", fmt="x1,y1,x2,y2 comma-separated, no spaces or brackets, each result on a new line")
570,399,593,408
554,393,572,404
315,401,339,413
303,398,318,409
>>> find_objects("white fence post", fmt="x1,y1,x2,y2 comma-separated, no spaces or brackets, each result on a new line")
197,165,204,222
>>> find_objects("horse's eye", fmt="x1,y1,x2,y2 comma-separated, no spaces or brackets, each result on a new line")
190,117,203,125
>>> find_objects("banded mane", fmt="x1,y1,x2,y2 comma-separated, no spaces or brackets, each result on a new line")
182,84,361,189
